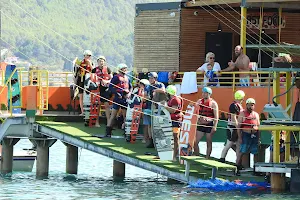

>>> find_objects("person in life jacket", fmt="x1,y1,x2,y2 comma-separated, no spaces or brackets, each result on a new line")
75,50,93,115
105,63,132,137
194,87,219,159
164,85,183,161
219,90,245,163
91,55,112,126
236,98,260,174
144,72,166,148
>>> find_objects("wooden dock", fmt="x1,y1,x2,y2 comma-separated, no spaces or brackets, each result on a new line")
34,121,265,183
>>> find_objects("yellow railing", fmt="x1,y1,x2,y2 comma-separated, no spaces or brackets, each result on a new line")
1,70,299,88
0,67,24,117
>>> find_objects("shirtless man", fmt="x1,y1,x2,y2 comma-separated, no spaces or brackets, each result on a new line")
222,45,250,87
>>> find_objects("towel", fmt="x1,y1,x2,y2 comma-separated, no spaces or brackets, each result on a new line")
175,84,181,96
180,72,198,94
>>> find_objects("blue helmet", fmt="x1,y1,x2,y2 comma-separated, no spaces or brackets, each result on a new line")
202,87,212,95
148,72,158,78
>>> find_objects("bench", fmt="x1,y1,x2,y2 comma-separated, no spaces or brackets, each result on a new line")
180,156,237,181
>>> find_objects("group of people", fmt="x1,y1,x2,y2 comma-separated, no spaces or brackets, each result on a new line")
197,45,251,87
74,49,262,170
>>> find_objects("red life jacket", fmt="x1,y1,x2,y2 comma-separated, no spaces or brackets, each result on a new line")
116,74,129,93
241,110,258,129
80,59,92,74
167,96,183,121
227,101,243,124
199,98,214,118
95,66,110,80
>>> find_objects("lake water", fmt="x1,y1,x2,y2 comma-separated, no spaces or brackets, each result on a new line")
0,139,298,199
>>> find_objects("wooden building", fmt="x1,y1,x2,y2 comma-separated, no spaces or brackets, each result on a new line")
134,0,300,72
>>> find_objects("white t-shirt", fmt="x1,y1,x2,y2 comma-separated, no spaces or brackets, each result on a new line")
197,62,221,86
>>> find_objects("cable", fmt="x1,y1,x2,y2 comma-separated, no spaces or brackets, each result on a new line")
215,0,300,56
4,1,258,118
1,10,254,125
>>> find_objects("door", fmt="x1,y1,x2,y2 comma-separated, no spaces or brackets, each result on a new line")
205,32,233,86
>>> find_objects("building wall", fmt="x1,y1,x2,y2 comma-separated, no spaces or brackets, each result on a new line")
134,9,180,72
180,8,300,72
180,8,240,72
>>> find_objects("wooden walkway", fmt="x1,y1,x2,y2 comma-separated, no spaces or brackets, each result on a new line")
35,121,265,183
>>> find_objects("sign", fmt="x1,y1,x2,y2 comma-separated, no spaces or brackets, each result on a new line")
247,13,286,29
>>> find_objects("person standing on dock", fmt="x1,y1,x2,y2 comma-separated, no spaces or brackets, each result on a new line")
236,98,260,175
91,55,112,127
164,85,183,161
221,45,250,87
194,87,219,159
105,63,131,137
219,90,245,163
144,72,166,148
75,50,93,115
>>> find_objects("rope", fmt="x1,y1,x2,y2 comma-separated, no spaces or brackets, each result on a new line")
216,0,300,56
1,1,274,118
1,11,255,124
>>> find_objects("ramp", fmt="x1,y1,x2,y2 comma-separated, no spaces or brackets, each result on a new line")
0,115,28,141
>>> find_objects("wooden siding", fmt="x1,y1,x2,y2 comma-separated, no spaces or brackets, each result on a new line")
134,9,180,72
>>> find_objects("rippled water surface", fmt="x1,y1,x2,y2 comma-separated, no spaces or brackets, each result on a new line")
0,140,299,199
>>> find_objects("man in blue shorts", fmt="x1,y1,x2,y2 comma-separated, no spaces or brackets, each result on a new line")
105,63,132,137
144,72,165,148
236,98,260,175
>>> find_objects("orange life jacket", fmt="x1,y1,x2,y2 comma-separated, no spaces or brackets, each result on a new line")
199,98,214,118
241,110,258,129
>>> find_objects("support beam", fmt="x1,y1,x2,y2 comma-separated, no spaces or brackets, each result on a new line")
185,0,300,7
113,160,125,178
35,139,56,179
65,144,78,174
0,138,19,174
285,72,292,116
273,72,281,104
285,131,290,162
240,3,247,54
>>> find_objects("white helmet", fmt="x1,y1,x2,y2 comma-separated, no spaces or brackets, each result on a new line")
139,79,150,86
246,98,256,104
83,50,93,56
117,63,128,71
97,55,106,61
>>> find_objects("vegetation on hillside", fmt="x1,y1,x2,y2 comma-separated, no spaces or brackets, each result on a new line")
1,0,179,71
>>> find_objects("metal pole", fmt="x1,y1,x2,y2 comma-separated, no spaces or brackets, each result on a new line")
240,0,247,54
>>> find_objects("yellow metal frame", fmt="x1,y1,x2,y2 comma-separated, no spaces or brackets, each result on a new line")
240,6,247,54
0,67,24,117
29,70,49,110
259,125,300,163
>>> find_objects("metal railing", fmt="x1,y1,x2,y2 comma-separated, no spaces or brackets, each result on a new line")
0,70,299,88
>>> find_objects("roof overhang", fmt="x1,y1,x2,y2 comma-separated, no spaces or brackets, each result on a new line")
184,0,300,9
246,44,300,55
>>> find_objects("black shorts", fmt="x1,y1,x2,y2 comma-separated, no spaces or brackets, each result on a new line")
226,125,238,142
76,79,84,94
197,121,213,133
99,86,112,103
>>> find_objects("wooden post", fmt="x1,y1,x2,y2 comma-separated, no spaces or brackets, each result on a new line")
271,130,286,191
113,160,125,178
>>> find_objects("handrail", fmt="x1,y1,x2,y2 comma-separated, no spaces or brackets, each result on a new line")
1,70,299,88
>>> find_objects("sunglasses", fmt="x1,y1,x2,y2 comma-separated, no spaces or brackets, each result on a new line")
86,55,91,57
210,57,215,59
